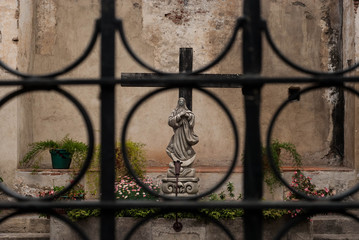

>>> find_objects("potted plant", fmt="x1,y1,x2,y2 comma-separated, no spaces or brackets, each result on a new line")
21,136,88,169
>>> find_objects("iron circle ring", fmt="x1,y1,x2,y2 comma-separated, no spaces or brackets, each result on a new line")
121,87,239,201
0,86,94,201
0,210,89,240
266,84,357,201
124,209,235,240
0,19,100,79
115,18,244,75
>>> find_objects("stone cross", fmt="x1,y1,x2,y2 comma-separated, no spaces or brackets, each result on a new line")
121,48,242,196
178,48,193,110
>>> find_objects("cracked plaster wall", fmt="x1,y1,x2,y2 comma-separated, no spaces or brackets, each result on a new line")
0,0,20,187
0,0,357,192
343,0,359,173
261,0,345,166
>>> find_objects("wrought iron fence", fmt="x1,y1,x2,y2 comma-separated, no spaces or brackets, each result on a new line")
0,0,358,239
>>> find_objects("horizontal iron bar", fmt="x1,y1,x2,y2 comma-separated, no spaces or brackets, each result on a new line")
1,200,359,210
121,73,243,88
0,76,357,87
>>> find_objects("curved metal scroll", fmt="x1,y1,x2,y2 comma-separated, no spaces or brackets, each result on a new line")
124,209,235,240
262,20,359,76
121,87,239,201
0,87,94,201
266,84,359,201
0,210,89,240
115,18,245,75
0,20,100,79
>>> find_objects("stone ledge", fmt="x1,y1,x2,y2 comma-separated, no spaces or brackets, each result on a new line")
17,166,354,174
0,233,50,240
147,166,354,173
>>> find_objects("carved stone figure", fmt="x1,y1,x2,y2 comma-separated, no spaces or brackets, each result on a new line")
162,98,200,196
166,97,199,166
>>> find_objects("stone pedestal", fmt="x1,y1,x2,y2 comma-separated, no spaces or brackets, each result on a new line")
161,165,199,196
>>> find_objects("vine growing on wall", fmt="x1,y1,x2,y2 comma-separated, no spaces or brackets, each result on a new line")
262,140,302,193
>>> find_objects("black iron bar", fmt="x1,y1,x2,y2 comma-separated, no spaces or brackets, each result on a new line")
0,76,356,87
0,0,357,239
242,0,263,239
2,200,359,210
100,0,116,240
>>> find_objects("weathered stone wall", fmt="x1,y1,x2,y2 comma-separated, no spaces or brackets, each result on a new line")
50,214,359,240
0,0,357,192
0,0,20,187
343,0,356,169
261,0,345,166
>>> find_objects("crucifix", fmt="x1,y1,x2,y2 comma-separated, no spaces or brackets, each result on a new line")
178,48,193,110
121,48,242,196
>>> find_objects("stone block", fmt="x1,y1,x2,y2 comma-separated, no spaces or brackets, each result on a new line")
151,218,205,240
0,233,50,240
312,215,359,234
312,234,359,240
0,215,49,234
116,217,151,240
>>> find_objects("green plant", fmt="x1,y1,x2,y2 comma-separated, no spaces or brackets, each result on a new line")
202,182,244,220
262,140,302,193
91,141,147,177
262,209,288,220
204,182,288,220
285,170,335,218
67,208,100,221
37,182,85,200
68,175,160,221
84,141,148,199
21,136,88,168
115,175,160,200
286,170,334,197
209,182,241,201
66,181,289,221
115,141,147,179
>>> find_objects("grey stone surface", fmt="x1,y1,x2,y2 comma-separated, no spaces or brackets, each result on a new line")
207,219,243,240
116,217,151,240
312,215,359,234
0,214,49,234
152,220,205,240
312,234,359,240
50,217,310,240
49,214,359,240
0,213,50,240
50,217,99,240
0,233,50,240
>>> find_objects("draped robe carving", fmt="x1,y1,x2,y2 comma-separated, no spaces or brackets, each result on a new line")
166,98,199,166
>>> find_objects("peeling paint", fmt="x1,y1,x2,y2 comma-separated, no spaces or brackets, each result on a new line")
323,87,339,105
142,0,239,72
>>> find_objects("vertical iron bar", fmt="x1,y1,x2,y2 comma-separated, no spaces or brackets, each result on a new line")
179,48,193,110
100,0,116,240
242,0,263,240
